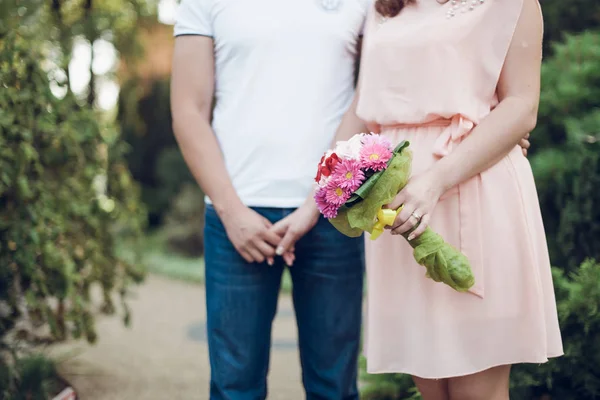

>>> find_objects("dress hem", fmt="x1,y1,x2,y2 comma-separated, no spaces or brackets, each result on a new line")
366,352,564,380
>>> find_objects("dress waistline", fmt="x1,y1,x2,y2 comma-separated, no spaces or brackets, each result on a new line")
383,115,485,298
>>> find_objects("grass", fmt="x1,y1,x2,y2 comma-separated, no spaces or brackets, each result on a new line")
120,230,292,292
139,232,206,284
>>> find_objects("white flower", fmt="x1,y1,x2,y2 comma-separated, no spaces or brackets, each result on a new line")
317,176,330,188
335,133,365,160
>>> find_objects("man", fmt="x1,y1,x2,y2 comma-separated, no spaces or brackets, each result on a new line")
171,1,370,399
170,1,531,399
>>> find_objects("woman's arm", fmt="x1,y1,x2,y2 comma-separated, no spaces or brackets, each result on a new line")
331,92,368,143
331,36,368,144
430,0,543,193
387,0,543,239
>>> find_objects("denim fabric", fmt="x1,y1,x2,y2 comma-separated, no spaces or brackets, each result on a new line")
204,205,364,400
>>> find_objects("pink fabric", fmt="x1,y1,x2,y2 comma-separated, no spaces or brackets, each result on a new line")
357,0,563,378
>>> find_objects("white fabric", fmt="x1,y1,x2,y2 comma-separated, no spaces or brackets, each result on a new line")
174,0,370,208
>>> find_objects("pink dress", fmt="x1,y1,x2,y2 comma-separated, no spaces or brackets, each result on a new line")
356,0,563,379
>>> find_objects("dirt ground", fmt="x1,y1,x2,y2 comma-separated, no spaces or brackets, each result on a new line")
50,275,303,400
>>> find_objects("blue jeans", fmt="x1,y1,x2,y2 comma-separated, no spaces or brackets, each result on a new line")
204,205,364,400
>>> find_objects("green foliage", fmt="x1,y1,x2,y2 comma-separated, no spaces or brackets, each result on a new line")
531,30,600,270
118,79,196,224
0,354,63,400
156,147,196,204
0,25,145,349
555,144,600,272
511,260,600,400
162,183,205,257
0,0,152,396
541,0,600,53
535,31,600,150
359,357,421,400
1,0,157,107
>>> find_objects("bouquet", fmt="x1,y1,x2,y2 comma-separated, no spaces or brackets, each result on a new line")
314,133,475,292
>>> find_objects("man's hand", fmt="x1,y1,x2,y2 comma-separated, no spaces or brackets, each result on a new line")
270,200,320,266
220,205,282,265
520,133,531,156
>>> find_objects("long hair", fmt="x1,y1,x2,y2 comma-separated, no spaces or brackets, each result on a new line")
375,0,415,17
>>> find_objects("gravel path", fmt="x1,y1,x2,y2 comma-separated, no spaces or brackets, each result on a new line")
50,275,303,400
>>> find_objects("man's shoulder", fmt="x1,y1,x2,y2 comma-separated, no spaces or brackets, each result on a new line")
173,0,216,37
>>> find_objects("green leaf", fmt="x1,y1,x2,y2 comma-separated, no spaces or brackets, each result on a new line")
345,140,410,207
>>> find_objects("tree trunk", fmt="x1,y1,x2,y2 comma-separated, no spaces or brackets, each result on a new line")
51,0,73,96
84,0,96,107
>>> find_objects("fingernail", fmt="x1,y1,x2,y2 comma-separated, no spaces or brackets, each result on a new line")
408,234,414,241
276,247,284,256
267,258,274,266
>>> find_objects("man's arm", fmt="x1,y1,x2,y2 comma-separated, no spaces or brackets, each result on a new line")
171,36,237,213
171,36,280,264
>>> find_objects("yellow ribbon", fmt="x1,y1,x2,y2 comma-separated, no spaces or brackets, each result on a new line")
370,205,403,240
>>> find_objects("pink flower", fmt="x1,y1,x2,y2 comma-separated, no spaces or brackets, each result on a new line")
325,179,351,206
360,134,393,171
314,188,339,219
332,159,365,191
364,133,393,148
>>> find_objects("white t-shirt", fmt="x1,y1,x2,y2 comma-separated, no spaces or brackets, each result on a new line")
174,0,370,208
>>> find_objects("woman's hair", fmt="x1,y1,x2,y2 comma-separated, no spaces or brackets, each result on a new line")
374,0,415,17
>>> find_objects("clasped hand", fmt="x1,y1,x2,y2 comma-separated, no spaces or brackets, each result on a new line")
221,201,320,266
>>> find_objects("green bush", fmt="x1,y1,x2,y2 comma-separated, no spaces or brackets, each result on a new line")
0,24,144,367
533,31,600,152
531,30,600,270
119,79,197,225
511,260,600,400
161,183,205,257
555,144,600,272
360,357,421,400
0,354,63,400
541,0,600,53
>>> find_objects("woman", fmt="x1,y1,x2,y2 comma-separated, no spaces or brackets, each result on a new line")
351,0,563,398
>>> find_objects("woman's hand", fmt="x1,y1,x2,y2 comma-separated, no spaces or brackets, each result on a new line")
520,133,531,156
385,170,446,241
269,200,320,266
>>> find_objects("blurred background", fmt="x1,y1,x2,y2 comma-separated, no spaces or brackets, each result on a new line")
0,0,599,399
